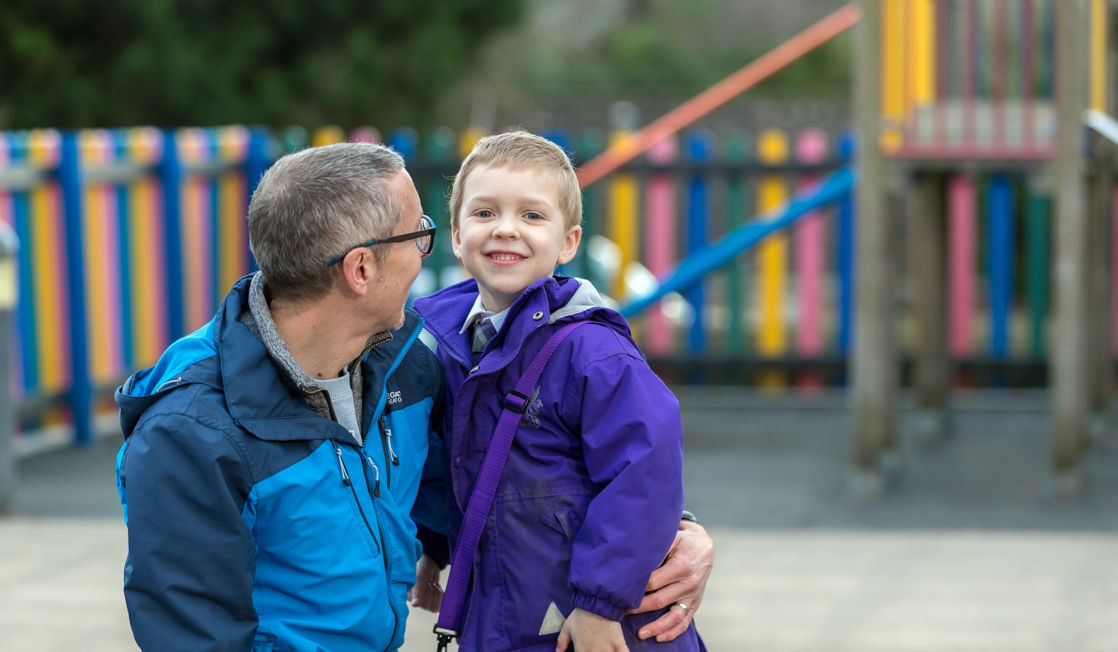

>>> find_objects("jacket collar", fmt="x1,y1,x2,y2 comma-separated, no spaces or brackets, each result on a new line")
219,275,415,443
415,275,626,370
118,274,422,444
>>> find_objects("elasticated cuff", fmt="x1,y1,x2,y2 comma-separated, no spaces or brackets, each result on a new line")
571,589,627,621
416,524,450,568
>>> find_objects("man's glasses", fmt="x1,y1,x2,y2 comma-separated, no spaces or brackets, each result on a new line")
326,215,436,267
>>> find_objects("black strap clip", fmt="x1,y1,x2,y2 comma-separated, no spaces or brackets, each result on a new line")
503,389,531,414
434,626,457,652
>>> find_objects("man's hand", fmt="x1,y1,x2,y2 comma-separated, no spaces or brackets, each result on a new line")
407,554,444,613
629,521,713,642
556,608,627,652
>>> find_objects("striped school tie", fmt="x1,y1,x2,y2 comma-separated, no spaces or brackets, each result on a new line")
471,316,497,354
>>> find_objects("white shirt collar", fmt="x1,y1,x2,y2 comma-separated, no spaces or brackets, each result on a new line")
458,294,509,335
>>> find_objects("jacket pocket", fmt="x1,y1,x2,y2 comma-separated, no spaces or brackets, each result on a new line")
541,507,581,541
483,493,591,649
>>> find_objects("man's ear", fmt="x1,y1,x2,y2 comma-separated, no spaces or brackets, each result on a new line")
557,225,582,265
340,247,375,295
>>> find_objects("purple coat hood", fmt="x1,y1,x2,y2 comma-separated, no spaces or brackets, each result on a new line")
415,276,697,651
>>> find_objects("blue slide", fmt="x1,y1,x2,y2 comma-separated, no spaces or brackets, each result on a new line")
620,166,857,318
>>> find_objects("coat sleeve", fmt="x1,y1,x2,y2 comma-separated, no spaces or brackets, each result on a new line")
412,421,451,565
118,412,258,651
562,332,685,621
410,349,450,542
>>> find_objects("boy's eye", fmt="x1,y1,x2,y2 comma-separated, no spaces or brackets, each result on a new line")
524,212,543,221
476,209,494,219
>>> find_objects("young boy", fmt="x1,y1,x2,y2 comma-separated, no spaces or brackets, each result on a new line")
413,131,702,651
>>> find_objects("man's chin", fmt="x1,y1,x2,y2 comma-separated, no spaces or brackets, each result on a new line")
368,312,406,337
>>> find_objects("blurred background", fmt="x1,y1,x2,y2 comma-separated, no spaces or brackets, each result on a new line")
0,0,851,131
3,1,1118,650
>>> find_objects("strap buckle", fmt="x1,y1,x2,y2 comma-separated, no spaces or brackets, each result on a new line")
503,389,530,414
434,626,457,652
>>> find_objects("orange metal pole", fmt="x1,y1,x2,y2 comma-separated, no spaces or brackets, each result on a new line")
576,2,862,188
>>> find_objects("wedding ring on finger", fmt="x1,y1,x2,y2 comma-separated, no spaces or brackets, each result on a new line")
677,602,689,615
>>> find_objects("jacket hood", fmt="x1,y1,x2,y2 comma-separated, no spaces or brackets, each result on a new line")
414,275,630,368
116,317,222,438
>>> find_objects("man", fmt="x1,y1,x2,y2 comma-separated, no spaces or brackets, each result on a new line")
116,142,712,650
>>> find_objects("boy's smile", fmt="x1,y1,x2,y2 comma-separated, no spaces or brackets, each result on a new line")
452,164,581,313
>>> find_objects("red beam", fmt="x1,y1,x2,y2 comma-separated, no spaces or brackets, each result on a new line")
576,3,862,188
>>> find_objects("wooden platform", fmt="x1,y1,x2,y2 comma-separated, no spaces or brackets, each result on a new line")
887,100,1056,166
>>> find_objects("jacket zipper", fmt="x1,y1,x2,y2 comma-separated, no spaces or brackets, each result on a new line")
379,416,399,489
365,317,423,492
360,451,399,652
370,319,424,420
362,320,427,652
333,442,379,553
331,319,421,652
364,451,381,497
337,442,397,651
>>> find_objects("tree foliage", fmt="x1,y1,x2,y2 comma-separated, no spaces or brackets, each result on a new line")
0,0,524,129
453,0,850,122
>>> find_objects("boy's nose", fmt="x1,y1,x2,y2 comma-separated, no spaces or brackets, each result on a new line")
492,215,519,238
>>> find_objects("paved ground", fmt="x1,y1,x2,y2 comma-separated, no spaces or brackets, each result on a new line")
4,389,1118,651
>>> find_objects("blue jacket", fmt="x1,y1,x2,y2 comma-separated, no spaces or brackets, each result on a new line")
415,276,700,651
115,275,447,651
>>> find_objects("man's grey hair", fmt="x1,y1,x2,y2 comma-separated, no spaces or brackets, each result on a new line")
248,142,406,302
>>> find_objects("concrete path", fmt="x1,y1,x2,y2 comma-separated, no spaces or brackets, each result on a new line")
5,516,1118,651
5,390,1118,651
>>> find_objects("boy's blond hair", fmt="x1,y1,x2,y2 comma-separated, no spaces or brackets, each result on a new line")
449,131,582,231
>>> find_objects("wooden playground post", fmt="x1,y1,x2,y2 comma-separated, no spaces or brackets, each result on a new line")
1051,0,1091,477
1088,152,1114,427
851,0,899,476
909,172,949,433
1088,1,1118,430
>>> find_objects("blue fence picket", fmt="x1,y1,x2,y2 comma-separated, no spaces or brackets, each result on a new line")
10,134,37,395
987,174,1014,361
59,131,92,444
686,130,712,354
160,129,185,342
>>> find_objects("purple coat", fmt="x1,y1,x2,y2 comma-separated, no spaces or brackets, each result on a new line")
415,276,700,651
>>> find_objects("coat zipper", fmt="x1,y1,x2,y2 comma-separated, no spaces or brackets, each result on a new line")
379,416,399,489
359,451,399,652
361,320,427,652
333,442,379,553
329,319,421,652
337,441,398,651
365,317,422,493
364,451,381,497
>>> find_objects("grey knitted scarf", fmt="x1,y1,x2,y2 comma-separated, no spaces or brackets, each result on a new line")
241,271,373,422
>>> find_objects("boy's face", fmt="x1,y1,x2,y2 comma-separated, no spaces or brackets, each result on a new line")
452,164,581,313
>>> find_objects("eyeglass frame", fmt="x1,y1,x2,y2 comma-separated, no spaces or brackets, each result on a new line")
325,215,436,267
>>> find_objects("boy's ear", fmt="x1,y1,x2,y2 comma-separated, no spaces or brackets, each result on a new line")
557,225,582,266
451,223,464,260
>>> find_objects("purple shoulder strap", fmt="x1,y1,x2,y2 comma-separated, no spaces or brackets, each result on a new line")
435,321,586,649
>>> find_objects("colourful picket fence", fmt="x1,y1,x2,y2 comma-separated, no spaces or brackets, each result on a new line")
0,126,269,444
4,122,1117,446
